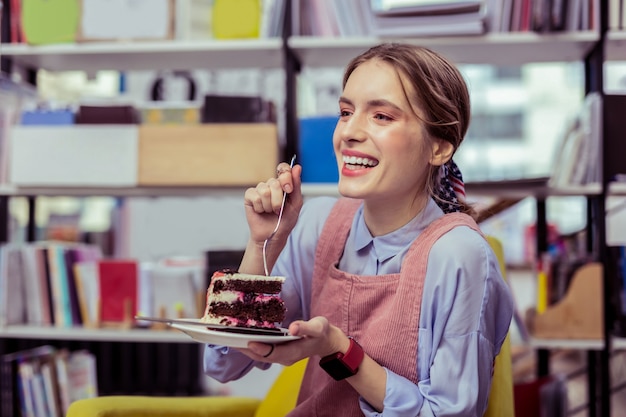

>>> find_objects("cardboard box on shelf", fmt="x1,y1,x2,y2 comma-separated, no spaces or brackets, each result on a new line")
137,124,278,186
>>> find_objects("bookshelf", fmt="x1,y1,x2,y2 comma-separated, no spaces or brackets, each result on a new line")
1,2,624,416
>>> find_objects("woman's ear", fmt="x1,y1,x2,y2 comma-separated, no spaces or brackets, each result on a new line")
430,139,454,166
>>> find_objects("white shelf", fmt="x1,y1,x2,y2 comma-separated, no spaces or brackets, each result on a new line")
0,39,284,72
0,33,598,73
0,181,602,199
289,32,599,67
530,337,604,350
0,184,341,198
301,183,339,197
0,325,193,343
613,337,626,350
609,182,626,196
0,184,243,198
606,31,626,61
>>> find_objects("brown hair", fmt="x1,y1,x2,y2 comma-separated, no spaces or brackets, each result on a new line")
342,43,475,218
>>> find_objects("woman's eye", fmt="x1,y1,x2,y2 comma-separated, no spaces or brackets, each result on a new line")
374,113,392,121
340,110,352,117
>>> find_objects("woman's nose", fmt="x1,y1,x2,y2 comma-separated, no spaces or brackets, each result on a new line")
340,113,367,142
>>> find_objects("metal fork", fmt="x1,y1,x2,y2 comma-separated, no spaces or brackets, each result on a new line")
262,155,296,276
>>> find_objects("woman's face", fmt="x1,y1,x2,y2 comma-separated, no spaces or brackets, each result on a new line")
333,59,433,206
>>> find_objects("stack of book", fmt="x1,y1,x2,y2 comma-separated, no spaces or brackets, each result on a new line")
0,241,207,329
291,0,598,37
370,0,489,37
1,345,98,417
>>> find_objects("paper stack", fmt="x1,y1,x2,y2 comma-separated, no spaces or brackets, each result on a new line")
370,0,490,37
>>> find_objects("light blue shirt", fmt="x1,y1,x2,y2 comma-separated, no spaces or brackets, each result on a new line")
204,197,514,416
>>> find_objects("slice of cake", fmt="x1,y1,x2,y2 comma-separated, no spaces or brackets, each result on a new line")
201,269,286,330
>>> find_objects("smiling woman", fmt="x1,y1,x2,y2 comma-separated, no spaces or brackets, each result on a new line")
203,43,514,417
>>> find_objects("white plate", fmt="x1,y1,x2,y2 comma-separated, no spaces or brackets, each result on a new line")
169,319,301,348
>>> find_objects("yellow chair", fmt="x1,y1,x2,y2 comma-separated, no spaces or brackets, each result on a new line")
67,237,514,417
484,235,515,417
66,359,308,417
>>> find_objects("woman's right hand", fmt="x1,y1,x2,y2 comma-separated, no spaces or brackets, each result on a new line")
243,162,303,246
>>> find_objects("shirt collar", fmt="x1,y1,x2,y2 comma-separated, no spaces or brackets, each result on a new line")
352,198,445,262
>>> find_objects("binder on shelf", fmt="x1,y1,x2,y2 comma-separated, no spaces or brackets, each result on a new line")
47,243,74,328
298,115,339,183
20,244,52,326
73,261,101,328
75,105,140,124
98,259,138,325
21,0,80,45
0,244,26,327
603,94,626,182
211,0,261,39
20,109,75,125
78,0,174,42
201,95,275,124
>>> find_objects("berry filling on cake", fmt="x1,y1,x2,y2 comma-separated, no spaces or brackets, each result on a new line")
201,269,286,330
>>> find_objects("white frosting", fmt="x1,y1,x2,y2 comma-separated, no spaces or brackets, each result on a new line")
213,272,285,283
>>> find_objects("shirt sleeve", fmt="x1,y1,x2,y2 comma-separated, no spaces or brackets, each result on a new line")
203,345,271,383
360,227,514,416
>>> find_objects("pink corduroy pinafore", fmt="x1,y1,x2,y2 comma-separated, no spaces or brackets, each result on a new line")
288,198,481,417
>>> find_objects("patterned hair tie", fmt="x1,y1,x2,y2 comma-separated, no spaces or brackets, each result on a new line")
435,159,466,214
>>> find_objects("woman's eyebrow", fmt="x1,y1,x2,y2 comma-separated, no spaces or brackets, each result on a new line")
338,96,352,106
339,96,402,112
367,99,403,112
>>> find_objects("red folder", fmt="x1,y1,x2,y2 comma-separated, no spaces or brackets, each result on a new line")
98,260,138,323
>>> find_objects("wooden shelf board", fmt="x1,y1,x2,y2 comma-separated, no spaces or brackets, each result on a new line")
289,32,599,67
466,179,601,198
0,325,193,343
1,39,284,72
530,337,604,350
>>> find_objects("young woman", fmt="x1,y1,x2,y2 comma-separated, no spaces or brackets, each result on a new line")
204,43,514,416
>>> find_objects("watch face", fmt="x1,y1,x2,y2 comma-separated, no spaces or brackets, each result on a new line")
319,355,354,381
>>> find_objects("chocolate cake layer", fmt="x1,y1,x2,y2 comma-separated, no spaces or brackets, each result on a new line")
210,299,286,323
212,279,283,294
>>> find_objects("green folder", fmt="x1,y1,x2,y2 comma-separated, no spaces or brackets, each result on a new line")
22,0,80,45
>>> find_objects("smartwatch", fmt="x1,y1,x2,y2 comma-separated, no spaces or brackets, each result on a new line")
319,336,365,381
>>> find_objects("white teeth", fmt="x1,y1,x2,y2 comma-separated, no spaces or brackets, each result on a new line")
343,155,377,167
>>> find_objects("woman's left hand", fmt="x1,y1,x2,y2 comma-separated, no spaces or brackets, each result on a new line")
239,317,351,365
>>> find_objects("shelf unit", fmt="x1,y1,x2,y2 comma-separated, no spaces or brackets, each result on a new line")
1,9,624,417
